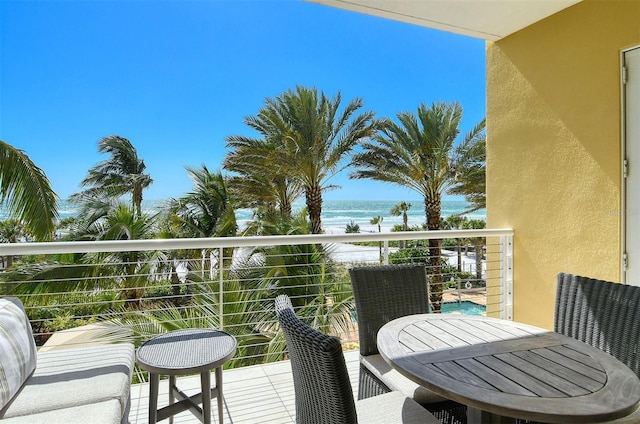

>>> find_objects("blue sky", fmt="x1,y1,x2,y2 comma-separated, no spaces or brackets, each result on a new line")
0,0,486,202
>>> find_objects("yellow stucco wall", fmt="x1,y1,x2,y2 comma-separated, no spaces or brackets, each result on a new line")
487,0,640,328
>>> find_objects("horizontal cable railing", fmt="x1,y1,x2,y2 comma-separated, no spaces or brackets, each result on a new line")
0,229,513,376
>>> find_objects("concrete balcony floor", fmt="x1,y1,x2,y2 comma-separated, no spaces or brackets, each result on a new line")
129,350,360,424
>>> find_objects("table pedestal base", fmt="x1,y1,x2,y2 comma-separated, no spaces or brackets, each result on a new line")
468,407,516,424
148,366,224,424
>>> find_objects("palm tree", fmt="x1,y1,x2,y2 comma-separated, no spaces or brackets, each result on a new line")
0,219,25,268
227,86,378,234
70,135,152,217
390,201,411,232
6,202,161,308
463,218,486,281
240,209,331,306
89,204,161,307
224,128,302,216
442,215,468,272
165,166,238,289
0,219,25,243
105,276,275,368
370,215,384,263
370,215,383,233
0,140,58,241
236,210,354,360
351,102,485,310
448,125,486,214
168,166,237,239
390,201,412,250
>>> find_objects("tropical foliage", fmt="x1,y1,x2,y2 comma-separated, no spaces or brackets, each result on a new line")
390,201,411,231
4,203,162,307
442,215,468,272
1,91,487,371
225,85,378,234
0,140,58,241
351,102,485,310
224,127,302,216
345,221,361,233
70,135,152,217
463,218,486,281
449,125,486,213
0,219,25,268
166,166,237,239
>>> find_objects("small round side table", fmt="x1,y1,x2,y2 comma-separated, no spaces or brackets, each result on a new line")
136,328,237,424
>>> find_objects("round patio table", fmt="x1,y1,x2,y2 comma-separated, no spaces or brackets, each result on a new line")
378,314,640,423
137,328,237,424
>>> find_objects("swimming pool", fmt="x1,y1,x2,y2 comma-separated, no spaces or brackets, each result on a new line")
441,300,486,315
352,300,487,323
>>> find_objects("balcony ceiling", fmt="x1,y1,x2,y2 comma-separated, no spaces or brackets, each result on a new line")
306,0,583,41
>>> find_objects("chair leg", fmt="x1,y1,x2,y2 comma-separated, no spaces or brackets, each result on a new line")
426,400,468,424
200,371,211,424
215,366,224,424
358,363,391,400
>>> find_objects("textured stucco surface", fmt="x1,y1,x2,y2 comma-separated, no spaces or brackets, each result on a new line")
486,0,640,328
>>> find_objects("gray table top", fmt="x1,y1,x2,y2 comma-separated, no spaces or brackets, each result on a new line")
377,314,640,423
137,328,237,375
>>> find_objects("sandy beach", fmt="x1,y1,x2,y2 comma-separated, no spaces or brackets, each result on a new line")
327,242,396,263
327,241,484,274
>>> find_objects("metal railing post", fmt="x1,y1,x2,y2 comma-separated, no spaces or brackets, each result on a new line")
383,240,389,265
218,247,224,330
201,249,206,280
500,234,514,320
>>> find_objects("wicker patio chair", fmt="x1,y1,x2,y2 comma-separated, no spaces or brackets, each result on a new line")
274,294,439,424
552,272,640,423
349,264,467,424
518,273,640,424
555,273,640,377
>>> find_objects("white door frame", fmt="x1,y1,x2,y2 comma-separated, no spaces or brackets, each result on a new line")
622,45,640,285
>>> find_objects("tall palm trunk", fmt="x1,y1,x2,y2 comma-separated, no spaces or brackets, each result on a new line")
123,252,144,309
133,186,143,217
425,195,443,312
306,185,323,234
457,241,462,272
171,265,181,296
475,242,483,281
281,199,292,216
400,212,408,249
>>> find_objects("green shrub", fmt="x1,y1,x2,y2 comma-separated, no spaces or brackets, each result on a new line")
389,248,429,264
345,221,360,233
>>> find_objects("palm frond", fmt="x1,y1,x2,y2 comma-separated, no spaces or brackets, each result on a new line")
0,140,59,240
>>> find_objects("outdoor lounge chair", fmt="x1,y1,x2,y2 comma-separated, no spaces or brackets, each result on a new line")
349,264,467,423
274,294,439,424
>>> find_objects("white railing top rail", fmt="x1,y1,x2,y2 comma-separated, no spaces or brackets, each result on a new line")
0,228,514,256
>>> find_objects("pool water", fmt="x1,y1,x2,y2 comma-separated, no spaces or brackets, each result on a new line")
441,300,486,315
351,300,487,323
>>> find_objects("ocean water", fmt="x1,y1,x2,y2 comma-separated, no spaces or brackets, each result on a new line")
5,198,485,232
291,199,485,233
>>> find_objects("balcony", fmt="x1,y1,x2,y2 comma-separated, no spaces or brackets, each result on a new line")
0,229,512,423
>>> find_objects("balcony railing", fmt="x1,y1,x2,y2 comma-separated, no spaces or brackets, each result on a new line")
0,229,513,372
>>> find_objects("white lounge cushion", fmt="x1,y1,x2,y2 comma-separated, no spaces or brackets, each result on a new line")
361,354,447,404
1,399,122,424
356,390,440,424
3,343,134,419
0,298,37,414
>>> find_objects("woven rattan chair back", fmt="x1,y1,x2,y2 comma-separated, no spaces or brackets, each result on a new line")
349,264,430,356
555,273,640,377
275,295,358,424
